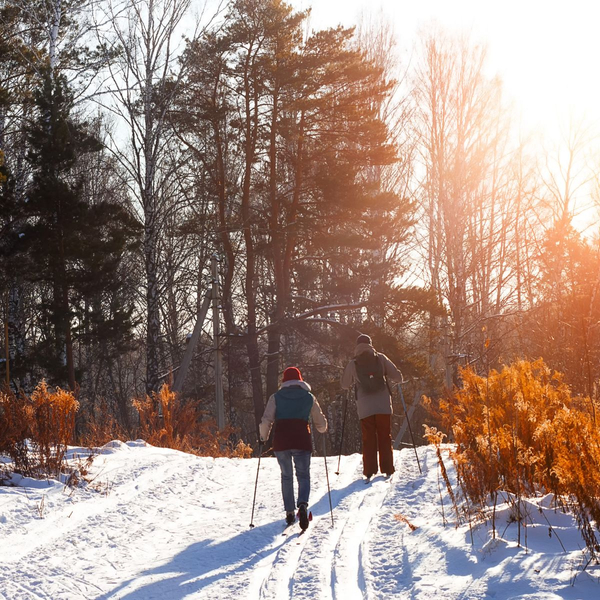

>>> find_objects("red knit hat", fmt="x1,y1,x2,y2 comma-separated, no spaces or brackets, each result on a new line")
282,366,302,382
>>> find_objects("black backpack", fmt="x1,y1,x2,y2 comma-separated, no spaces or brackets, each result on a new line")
354,351,386,393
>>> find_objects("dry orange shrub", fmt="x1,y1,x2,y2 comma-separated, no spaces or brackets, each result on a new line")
78,400,127,447
438,359,600,556
2,380,252,481
30,381,79,475
133,383,252,458
0,388,32,474
0,381,79,477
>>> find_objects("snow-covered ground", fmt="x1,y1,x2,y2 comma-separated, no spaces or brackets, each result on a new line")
1,441,599,599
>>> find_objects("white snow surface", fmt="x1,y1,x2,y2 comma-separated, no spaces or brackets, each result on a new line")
1,441,599,599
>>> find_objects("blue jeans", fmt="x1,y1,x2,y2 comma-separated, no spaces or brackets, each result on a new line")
275,449,311,513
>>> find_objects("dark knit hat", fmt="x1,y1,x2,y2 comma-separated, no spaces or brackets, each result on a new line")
356,334,372,346
282,366,302,382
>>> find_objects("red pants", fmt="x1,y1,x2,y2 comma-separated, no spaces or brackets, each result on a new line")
360,414,395,477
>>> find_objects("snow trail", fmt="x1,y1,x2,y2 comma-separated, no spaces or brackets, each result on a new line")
2,442,600,599
250,452,396,600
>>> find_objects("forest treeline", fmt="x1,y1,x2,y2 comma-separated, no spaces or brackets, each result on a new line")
1,0,599,448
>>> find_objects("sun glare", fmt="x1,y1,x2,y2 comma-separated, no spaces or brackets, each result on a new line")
297,0,600,138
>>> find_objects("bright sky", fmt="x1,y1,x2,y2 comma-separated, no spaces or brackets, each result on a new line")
293,0,600,138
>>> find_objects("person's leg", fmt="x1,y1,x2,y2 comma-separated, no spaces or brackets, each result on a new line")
292,449,311,507
292,449,311,530
275,450,295,512
360,415,378,477
375,413,395,475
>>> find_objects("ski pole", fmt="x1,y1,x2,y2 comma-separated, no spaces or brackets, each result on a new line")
398,382,422,474
323,434,334,527
249,441,263,528
335,394,349,475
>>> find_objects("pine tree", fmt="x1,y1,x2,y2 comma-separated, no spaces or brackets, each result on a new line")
178,0,425,428
22,69,139,390
0,0,39,389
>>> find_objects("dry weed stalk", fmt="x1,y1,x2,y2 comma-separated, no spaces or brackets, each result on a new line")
393,513,418,531
424,425,461,525
37,495,46,519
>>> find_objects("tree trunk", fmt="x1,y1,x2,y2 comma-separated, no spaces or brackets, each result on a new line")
240,36,266,428
266,82,282,400
214,120,237,334
145,219,161,395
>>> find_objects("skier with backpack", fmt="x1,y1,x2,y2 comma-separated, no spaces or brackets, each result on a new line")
259,367,328,530
341,334,403,480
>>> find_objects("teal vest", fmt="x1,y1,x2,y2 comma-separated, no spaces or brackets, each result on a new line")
274,386,314,421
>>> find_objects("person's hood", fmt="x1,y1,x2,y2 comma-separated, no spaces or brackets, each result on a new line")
280,379,311,392
354,343,375,358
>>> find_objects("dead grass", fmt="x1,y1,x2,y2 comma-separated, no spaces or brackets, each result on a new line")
433,359,600,558
1,380,253,484
133,383,253,458
1,382,78,478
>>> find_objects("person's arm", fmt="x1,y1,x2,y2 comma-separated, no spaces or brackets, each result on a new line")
381,354,403,383
258,395,276,441
311,398,328,433
340,360,355,390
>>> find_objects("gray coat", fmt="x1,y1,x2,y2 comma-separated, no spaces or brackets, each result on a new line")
340,343,403,420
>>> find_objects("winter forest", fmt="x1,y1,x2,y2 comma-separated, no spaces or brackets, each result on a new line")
1,0,600,452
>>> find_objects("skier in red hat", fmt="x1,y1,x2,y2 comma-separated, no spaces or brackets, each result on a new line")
259,367,327,530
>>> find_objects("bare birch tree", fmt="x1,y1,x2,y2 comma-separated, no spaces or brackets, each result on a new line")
97,0,205,394
412,29,521,384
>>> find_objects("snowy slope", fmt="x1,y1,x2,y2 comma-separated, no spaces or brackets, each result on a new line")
1,441,599,599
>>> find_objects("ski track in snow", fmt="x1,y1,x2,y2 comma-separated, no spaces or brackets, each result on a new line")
254,453,393,600
2,442,600,599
